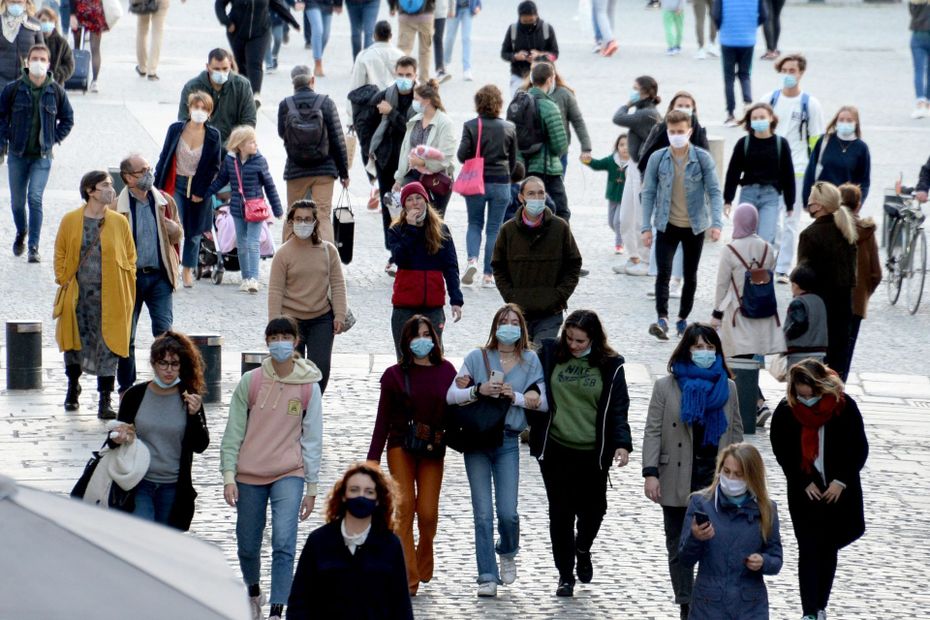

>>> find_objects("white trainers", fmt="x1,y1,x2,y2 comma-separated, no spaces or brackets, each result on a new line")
499,555,517,584
912,104,928,119
477,581,498,597
248,593,266,620
239,279,251,292
669,278,683,298
482,275,496,288
694,47,707,60
89,80,98,93
248,278,260,293
463,70,474,81
626,261,650,277
462,259,478,285
706,44,720,57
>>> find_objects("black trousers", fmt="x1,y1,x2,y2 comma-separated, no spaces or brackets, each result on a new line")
661,505,694,605
229,29,272,95
846,314,863,381
540,174,570,220
433,17,446,72
376,153,401,254
655,223,704,320
297,311,334,393
762,0,786,52
539,440,608,582
795,509,839,615
820,287,852,381
721,45,753,115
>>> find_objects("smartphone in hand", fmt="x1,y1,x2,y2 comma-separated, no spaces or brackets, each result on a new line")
694,511,710,526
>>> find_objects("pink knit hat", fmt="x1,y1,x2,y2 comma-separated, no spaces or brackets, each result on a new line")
400,181,430,208
732,203,759,239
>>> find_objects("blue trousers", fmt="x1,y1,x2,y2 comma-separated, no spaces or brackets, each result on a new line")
8,154,52,250
117,270,173,392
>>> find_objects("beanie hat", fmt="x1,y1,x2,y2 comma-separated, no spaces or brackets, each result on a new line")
400,181,430,208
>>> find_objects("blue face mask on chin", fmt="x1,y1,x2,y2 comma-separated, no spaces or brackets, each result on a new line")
798,395,822,407
691,350,716,369
269,341,295,362
153,375,181,389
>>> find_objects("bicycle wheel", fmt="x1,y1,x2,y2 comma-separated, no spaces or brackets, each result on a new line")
886,218,906,305
906,229,927,314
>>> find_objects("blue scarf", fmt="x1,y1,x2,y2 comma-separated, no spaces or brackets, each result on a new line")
672,357,730,447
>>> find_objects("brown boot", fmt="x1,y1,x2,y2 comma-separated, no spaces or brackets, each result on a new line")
314,59,325,77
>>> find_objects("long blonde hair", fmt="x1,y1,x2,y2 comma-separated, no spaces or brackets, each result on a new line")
705,443,775,541
809,181,858,244
786,358,845,409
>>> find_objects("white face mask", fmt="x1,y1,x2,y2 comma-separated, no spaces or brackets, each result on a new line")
28,61,49,78
667,132,691,149
674,107,693,117
190,109,209,124
292,221,316,239
718,474,748,498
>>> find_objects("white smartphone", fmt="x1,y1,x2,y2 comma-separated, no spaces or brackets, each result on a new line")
489,370,504,384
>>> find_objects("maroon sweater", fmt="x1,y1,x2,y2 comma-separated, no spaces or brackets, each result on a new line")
367,361,457,462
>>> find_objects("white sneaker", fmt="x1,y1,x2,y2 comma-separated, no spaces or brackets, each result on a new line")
694,47,707,60
239,279,251,292
89,80,98,93
476,581,498,597
706,44,720,57
462,259,478,285
669,278,683,298
436,70,452,84
626,261,650,276
248,278,260,293
912,105,928,119
482,275,496,288
463,70,474,81
249,593,266,620
499,555,517,584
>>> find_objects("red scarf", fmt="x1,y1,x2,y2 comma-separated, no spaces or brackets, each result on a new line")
791,393,844,473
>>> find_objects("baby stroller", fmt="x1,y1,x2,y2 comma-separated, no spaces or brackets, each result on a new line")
197,198,276,285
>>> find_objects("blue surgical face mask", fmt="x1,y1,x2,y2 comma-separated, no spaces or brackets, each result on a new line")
496,324,522,345
629,89,641,104
751,119,770,133
40,21,54,33
836,122,856,139
409,337,435,359
798,395,822,407
210,70,229,85
411,100,423,114
524,199,546,217
7,3,25,17
268,340,294,362
691,350,716,369
395,77,414,92
781,73,798,89
153,375,181,389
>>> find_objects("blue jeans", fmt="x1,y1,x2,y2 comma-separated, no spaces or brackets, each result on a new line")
173,184,203,269
133,479,177,525
236,476,304,605
464,183,509,276
913,31,930,101
347,0,380,60
463,433,520,584
8,154,51,250
721,45,753,115
443,7,473,71
739,183,781,245
233,215,262,280
308,8,332,61
117,270,174,392
265,22,284,67
592,0,616,43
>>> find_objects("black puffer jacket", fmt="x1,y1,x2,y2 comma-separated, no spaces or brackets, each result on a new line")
0,19,42,83
278,86,349,181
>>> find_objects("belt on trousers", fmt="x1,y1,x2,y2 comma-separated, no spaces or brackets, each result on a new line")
139,266,160,275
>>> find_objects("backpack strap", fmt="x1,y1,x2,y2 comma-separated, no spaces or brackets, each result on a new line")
726,244,752,270
742,135,750,158
510,23,517,47
542,20,550,40
769,89,780,107
310,93,327,113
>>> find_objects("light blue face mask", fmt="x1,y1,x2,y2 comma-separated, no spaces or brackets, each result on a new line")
750,119,771,133
496,324,522,345
7,3,25,17
210,70,229,85
268,340,294,362
836,122,856,139
781,73,798,89
691,350,716,369
153,376,181,389
524,199,546,217
40,21,55,33
798,395,822,407
409,337,435,358
629,89,641,104
411,100,423,114
395,77,414,92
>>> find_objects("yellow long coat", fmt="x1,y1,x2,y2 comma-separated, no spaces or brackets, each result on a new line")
54,206,137,356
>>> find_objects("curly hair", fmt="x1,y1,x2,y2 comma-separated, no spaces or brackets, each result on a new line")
474,84,503,118
149,331,206,395
324,462,397,531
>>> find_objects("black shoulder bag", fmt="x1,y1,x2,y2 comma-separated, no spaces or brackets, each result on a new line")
444,349,511,453
400,369,446,459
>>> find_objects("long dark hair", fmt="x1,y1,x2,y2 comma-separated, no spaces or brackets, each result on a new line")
555,310,617,366
398,314,443,367
149,331,206,394
668,323,733,377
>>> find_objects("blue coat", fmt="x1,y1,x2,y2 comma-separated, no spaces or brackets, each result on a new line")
641,145,724,235
0,73,73,159
679,491,783,620
154,121,223,236
713,0,766,47
207,152,283,220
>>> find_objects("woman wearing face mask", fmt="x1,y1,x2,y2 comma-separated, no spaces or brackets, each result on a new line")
107,331,209,530
387,181,463,359
532,309,632,598
393,79,457,218
153,91,222,289
641,323,743,620
722,102,795,243
802,106,871,207
366,315,456,596
446,303,547,598
770,359,868,620
0,0,42,84
220,316,323,620
70,0,107,92
37,7,73,83
55,170,135,419
287,462,414,620
678,443,783,619
796,181,858,381
268,200,346,394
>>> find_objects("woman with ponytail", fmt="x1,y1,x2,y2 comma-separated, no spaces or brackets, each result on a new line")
770,359,868,620
797,181,858,380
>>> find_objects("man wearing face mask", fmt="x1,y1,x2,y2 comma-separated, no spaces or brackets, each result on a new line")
115,153,182,395
500,1,558,97
0,43,73,263
641,110,723,341
177,48,256,148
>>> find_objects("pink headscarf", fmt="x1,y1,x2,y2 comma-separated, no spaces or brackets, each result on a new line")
732,203,759,239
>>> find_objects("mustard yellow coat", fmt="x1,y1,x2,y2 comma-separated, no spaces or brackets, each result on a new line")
54,206,137,356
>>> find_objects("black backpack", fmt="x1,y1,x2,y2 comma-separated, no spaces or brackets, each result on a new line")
506,91,546,157
283,94,329,166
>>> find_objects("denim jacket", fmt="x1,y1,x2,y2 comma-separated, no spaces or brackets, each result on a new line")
0,72,74,159
641,145,723,234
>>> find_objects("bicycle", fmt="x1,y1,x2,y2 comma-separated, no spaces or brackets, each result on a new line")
885,189,927,314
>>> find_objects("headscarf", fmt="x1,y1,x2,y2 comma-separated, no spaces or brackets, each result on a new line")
672,356,731,447
732,203,759,239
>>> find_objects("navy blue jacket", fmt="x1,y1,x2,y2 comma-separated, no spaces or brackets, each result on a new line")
207,152,284,220
679,491,783,619
802,135,871,205
154,121,223,236
0,72,73,159
387,222,464,309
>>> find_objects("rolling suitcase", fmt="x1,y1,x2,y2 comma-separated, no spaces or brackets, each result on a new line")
65,31,90,93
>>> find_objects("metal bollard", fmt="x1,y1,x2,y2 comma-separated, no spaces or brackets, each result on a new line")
6,321,42,390
190,334,223,403
728,357,760,434
241,352,266,374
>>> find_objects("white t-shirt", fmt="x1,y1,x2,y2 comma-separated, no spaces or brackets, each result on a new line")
767,89,825,171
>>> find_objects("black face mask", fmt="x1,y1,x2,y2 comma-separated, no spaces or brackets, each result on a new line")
345,496,377,519
519,19,537,30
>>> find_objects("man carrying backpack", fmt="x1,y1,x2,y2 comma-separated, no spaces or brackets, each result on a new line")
278,65,350,244
509,62,569,220
501,1,558,97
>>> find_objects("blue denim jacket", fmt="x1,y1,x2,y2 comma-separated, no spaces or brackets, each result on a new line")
641,145,724,234
0,74,74,159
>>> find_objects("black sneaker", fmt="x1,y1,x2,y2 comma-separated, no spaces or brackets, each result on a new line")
556,578,574,597
13,231,26,256
575,549,593,583
579,268,590,277
649,318,670,341
27,247,40,263
680,603,690,619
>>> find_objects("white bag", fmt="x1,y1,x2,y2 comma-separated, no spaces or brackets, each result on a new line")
102,0,123,29
768,354,788,382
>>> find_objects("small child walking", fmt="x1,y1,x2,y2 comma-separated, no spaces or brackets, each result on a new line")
582,134,628,254
662,0,685,55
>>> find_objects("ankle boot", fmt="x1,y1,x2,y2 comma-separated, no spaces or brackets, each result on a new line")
64,364,82,411
97,376,117,420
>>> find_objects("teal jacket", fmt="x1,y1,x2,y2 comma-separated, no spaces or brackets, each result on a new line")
585,154,627,203
521,87,568,177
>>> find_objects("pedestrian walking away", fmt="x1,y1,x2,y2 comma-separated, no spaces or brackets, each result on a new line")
782,263,829,372
909,0,930,118
692,0,717,59
304,0,340,77
446,304,547,598
770,359,869,620
714,0,765,125
443,0,480,80
346,0,381,60
761,0,785,60
70,0,108,92
132,0,172,80
591,0,618,56
390,0,435,82
500,1,558,97
108,332,209,531
661,0,685,56
287,463,414,619
581,134,628,255
432,0,450,81
55,170,136,420
1,42,74,262
367,314,456,595
641,324,743,620
220,316,323,620
542,61,591,179
532,310,632,598
678,443,783,619
802,105,871,206
263,0,293,74
177,48,257,147
37,7,74,84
